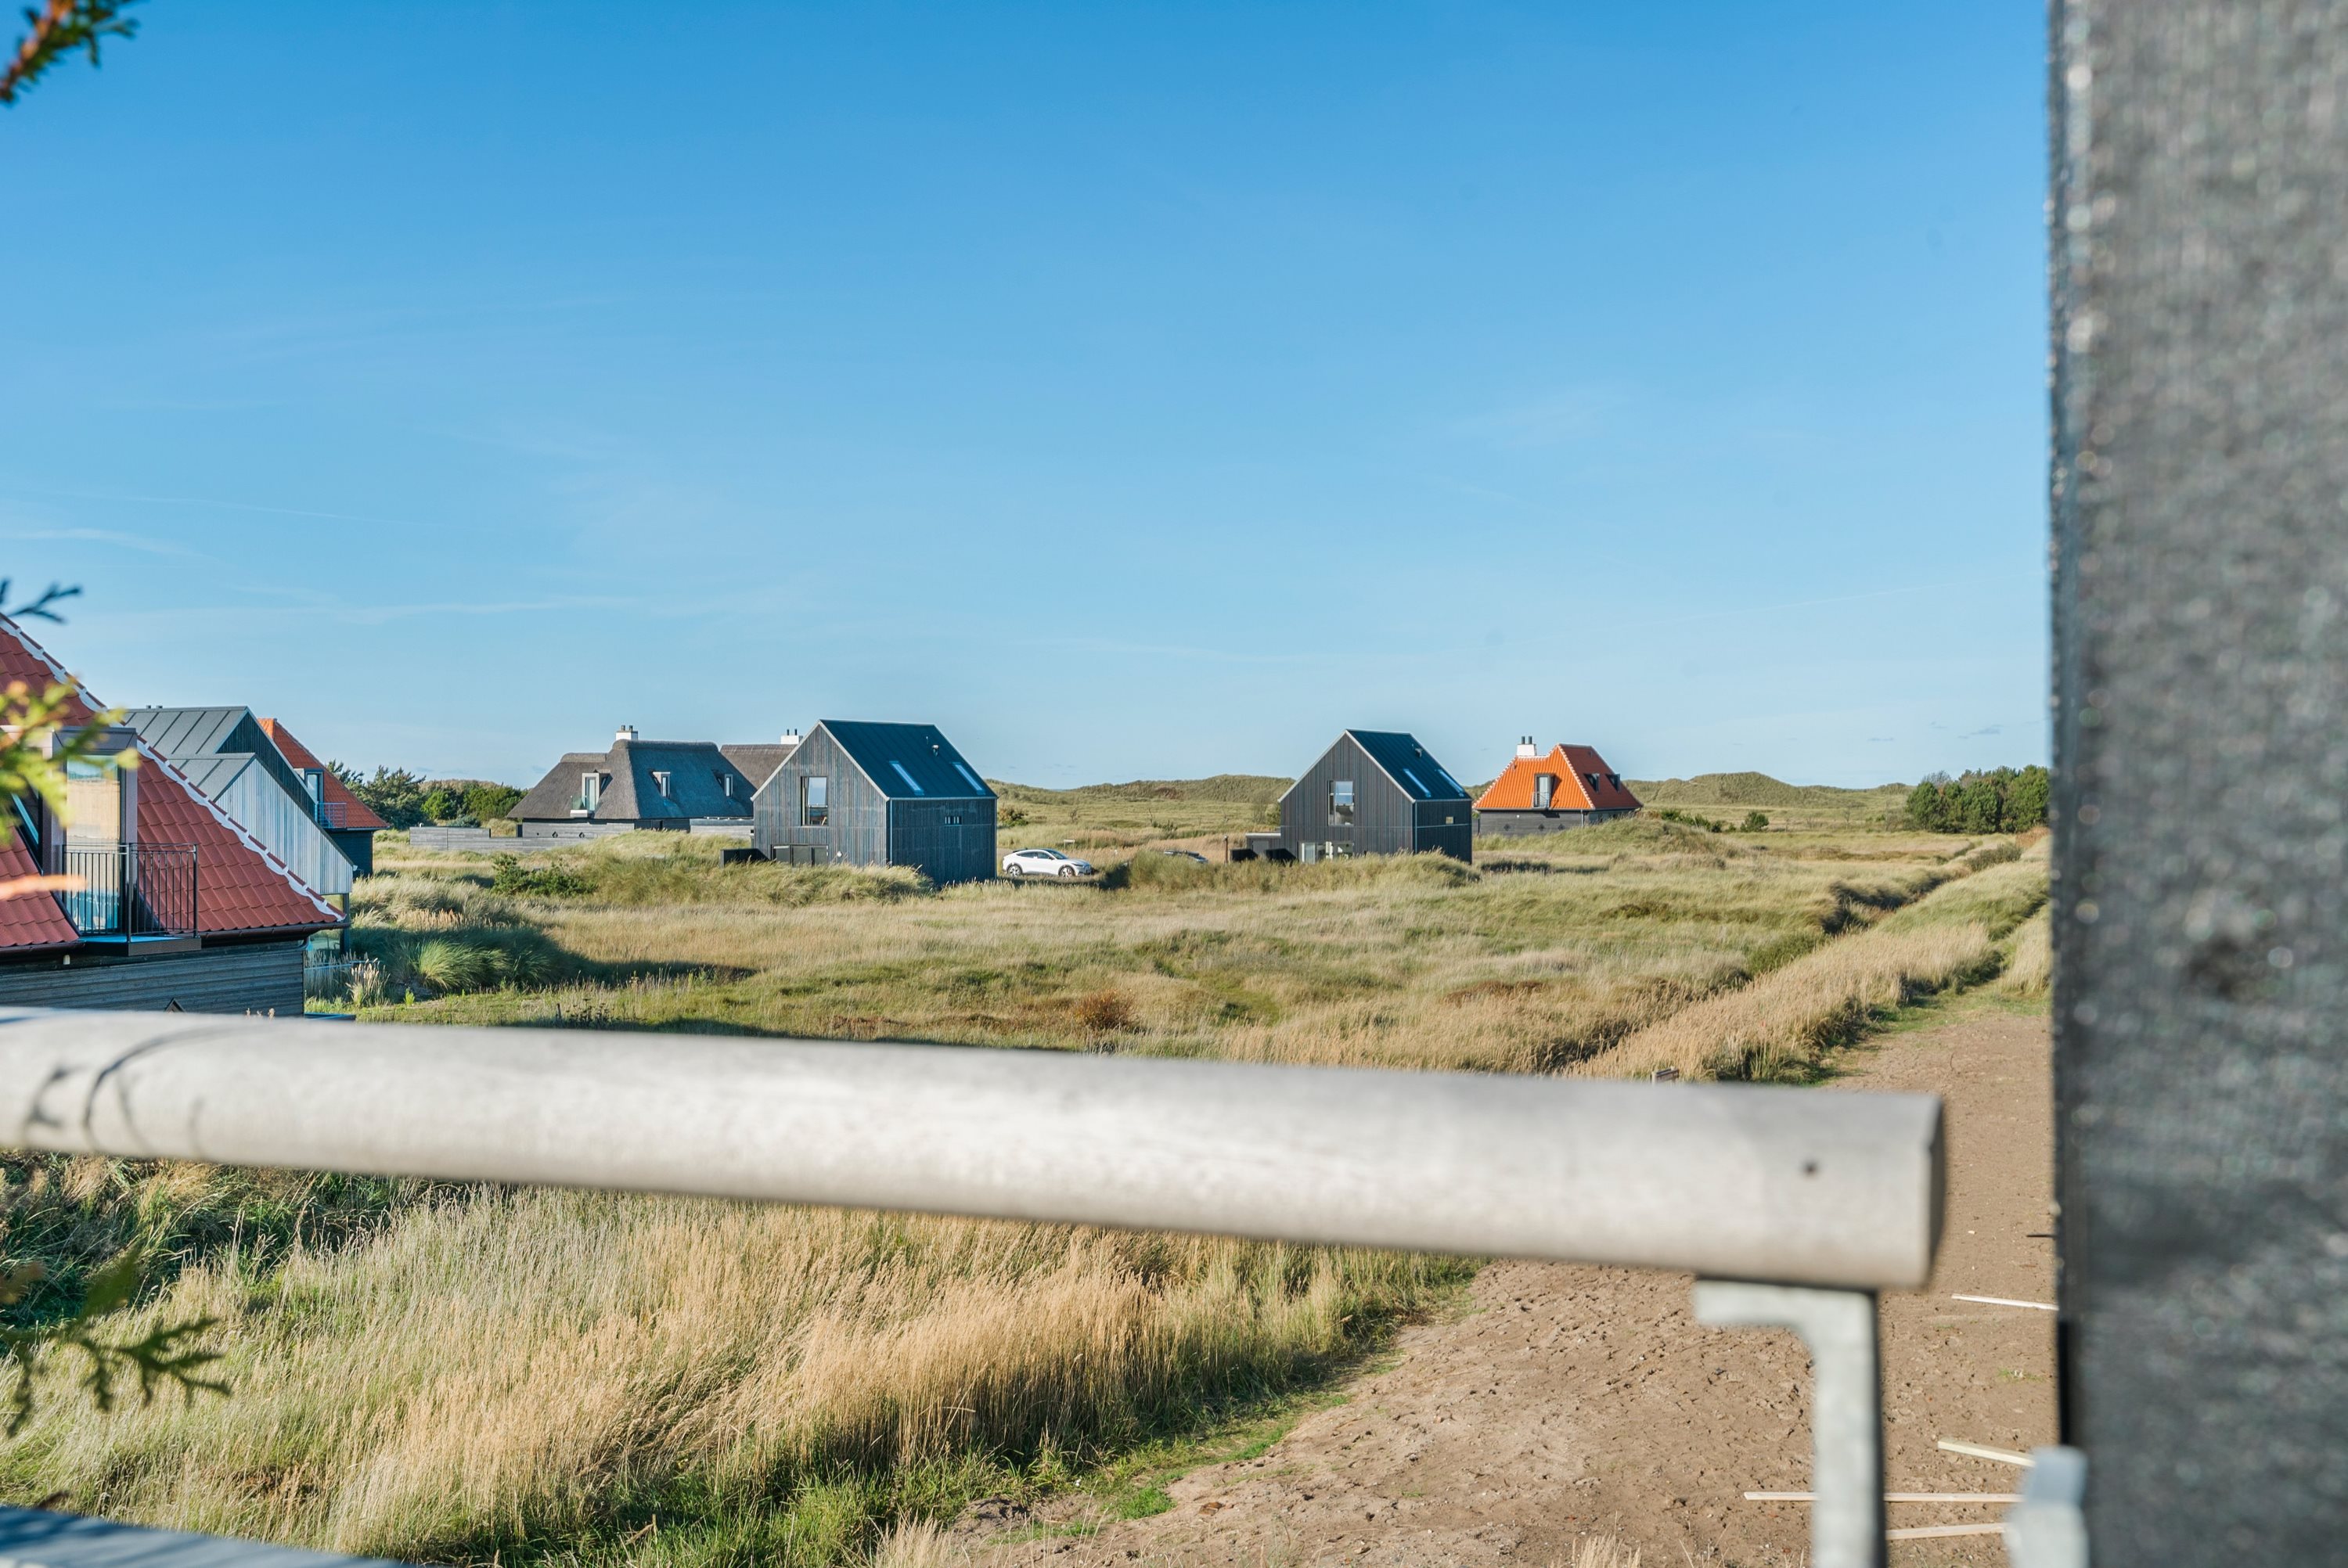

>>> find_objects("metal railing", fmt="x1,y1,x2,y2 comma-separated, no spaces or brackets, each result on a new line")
0,1007,1940,1566
314,799,349,829
56,843,198,937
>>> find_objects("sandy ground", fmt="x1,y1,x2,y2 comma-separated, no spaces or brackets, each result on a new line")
969,1000,2055,1567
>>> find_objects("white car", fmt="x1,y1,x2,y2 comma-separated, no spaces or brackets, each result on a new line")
1002,847,1094,879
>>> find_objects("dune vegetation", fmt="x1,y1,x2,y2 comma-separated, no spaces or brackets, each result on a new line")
0,793,2047,1566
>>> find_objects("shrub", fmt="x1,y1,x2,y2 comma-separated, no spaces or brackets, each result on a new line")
1071,990,1136,1033
1741,811,1770,833
489,854,592,898
1655,807,1726,833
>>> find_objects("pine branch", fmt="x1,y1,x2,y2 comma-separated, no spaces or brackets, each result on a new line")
0,0,140,107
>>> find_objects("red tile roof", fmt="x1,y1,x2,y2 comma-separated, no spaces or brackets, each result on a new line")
0,838,86,953
1475,743,1643,813
257,718,388,830
0,617,344,940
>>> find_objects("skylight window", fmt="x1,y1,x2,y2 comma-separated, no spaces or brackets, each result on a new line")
952,761,985,794
1401,767,1429,797
890,761,925,794
1435,768,1464,794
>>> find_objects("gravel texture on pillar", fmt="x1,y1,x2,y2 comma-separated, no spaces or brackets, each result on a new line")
2051,2,2348,1559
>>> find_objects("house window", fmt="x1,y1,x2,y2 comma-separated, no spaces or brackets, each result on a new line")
1330,779,1355,824
654,771,672,798
1534,773,1557,809
801,775,830,826
890,761,925,795
722,773,735,799
580,772,602,810
951,761,985,794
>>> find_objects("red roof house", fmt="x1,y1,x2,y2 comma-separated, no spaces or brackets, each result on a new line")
0,616,340,1011
1474,739,1643,836
258,717,387,876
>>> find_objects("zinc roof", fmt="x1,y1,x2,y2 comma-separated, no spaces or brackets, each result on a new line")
1343,730,1472,802
819,721,993,800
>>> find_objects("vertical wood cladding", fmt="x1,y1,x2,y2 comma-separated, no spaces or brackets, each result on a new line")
1279,733,1472,864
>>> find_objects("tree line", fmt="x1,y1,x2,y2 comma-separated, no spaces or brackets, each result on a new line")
1905,765,2050,834
330,765,523,829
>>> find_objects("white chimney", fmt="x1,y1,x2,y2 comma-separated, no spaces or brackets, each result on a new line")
781,728,802,746
1514,735,1538,759
616,725,638,743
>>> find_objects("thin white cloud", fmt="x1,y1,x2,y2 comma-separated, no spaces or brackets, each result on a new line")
0,525,223,563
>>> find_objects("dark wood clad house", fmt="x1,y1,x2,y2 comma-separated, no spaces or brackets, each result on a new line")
512,727,787,838
1277,730,1474,864
752,721,996,885
1474,739,1642,835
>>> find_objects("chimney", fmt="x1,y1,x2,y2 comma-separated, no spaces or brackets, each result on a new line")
781,728,802,746
615,725,637,743
1514,735,1537,760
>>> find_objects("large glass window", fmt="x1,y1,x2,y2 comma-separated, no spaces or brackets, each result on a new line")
1534,773,1556,809
580,772,601,810
802,775,830,825
1330,779,1356,824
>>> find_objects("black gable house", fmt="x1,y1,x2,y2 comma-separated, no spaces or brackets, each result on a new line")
753,721,996,885
1274,729,1474,865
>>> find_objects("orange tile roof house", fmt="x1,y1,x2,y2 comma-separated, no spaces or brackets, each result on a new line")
0,617,342,1013
1475,738,1642,836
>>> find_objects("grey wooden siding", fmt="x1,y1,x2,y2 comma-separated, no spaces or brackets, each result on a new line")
888,800,997,886
1279,735,1471,863
0,940,305,1014
755,726,890,868
754,728,996,884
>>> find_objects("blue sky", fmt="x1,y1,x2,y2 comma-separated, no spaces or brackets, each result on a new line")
1,2,2045,789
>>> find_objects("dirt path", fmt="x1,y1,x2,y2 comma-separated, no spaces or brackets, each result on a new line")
972,1001,2055,1567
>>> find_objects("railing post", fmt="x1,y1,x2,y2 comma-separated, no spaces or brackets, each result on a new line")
1695,1281,1883,1568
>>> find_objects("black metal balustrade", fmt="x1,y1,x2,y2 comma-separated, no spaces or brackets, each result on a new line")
58,843,199,937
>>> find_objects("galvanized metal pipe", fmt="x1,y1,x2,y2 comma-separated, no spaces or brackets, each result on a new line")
0,1009,1941,1289
1697,1280,1885,1568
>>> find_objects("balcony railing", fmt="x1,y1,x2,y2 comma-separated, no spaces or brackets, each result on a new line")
315,799,349,829
58,843,199,937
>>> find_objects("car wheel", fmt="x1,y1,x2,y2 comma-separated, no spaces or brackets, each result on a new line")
1005,864,1022,877
1059,865,1077,877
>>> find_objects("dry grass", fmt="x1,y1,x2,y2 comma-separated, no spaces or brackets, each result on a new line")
0,1193,1461,1566
1587,851,2048,1081
113,813,2037,1566
1997,906,2052,996
1563,1537,1642,1568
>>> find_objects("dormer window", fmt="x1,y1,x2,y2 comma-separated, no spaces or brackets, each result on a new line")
1534,773,1557,809
654,770,672,799
722,773,735,799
